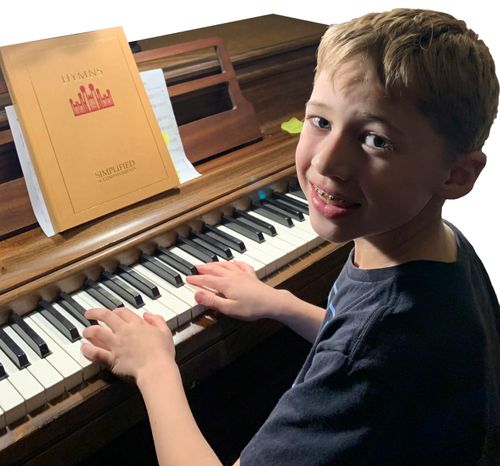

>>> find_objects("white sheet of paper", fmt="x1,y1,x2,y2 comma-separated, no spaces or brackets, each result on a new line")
5,105,56,236
140,68,201,184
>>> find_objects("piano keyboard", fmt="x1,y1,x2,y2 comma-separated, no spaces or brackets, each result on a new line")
0,189,324,429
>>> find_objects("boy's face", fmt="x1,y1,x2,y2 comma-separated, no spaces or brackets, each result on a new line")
295,61,451,245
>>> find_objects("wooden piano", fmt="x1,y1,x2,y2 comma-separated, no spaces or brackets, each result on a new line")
0,15,351,465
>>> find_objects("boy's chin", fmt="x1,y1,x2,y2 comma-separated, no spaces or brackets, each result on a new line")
311,223,356,244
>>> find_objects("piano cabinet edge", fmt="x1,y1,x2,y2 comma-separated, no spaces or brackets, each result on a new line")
0,242,352,466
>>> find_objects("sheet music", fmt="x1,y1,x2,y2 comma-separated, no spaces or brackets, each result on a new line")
5,105,56,236
140,68,200,183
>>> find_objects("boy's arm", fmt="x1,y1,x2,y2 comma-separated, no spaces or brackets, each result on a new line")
187,262,326,343
137,359,221,466
81,307,222,466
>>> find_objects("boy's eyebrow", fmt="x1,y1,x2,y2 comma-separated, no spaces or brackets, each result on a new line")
359,112,405,136
306,100,330,110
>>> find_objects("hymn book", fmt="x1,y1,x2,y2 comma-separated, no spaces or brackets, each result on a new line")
0,27,179,236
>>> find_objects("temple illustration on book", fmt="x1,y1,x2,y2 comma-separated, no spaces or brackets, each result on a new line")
69,83,114,116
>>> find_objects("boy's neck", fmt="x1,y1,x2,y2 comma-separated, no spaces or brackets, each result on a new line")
352,215,457,270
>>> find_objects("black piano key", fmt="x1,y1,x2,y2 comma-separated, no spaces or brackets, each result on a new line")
263,199,304,221
283,191,309,208
101,272,144,308
251,202,294,227
234,209,277,236
222,215,265,243
176,237,218,263
0,361,6,380
156,247,197,276
141,254,183,287
58,292,95,327
272,192,309,213
39,300,80,343
288,183,307,200
190,231,234,260
203,224,246,253
9,313,50,358
86,280,123,310
116,265,161,299
0,327,30,369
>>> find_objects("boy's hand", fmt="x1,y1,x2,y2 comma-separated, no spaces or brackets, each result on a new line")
186,261,281,321
81,307,175,381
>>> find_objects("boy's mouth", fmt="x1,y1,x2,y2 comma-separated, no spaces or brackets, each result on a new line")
312,184,359,208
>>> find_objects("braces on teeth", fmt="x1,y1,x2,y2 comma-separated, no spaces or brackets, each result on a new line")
314,185,336,202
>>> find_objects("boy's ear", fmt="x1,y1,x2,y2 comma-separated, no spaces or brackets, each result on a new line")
439,150,486,200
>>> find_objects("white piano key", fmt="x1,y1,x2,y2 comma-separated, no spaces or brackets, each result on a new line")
284,192,308,205
132,264,201,323
172,321,206,345
72,290,107,311
26,313,96,381
169,246,205,267
14,316,82,390
0,345,46,414
141,258,206,320
133,263,197,306
134,282,191,327
0,404,4,430
228,249,267,279
4,326,65,401
97,281,179,331
217,225,277,273
247,211,313,256
217,225,284,272
50,303,100,378
0,377,25,426
259,228,301,261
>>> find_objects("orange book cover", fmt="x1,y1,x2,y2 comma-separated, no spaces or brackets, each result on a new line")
0,27,179,235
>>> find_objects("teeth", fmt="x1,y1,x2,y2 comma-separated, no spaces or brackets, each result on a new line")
313,185,351,206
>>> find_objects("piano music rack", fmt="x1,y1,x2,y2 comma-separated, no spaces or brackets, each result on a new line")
135,36,262,164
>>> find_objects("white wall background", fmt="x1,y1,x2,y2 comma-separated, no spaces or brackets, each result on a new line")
2,1,498,293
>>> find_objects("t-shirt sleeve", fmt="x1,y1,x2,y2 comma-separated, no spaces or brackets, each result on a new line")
240,347,389,465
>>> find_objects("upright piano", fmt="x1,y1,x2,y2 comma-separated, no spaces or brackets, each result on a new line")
0,15,351,465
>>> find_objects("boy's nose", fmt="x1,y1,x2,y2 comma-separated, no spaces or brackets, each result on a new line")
311,132,353,181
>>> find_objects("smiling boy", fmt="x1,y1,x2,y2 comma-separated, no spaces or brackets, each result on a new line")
82,8,500,466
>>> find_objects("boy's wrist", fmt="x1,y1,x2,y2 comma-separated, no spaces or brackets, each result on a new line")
267,289,300,321
136,356,180,392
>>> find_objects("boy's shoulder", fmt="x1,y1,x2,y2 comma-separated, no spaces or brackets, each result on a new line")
321,222,499,357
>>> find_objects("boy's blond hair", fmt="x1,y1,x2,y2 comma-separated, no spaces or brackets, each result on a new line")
317,8,499,155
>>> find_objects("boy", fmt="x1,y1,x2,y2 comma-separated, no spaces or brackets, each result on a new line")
81,8,500,465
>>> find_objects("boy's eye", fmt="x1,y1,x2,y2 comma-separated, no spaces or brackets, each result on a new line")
364,133,394,151
311,116,331,130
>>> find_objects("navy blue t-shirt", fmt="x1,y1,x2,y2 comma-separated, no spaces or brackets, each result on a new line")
241,223,500,465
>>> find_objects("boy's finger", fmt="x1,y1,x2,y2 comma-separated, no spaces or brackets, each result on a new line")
233,261,254,273
81,342,113,366
143,312,168,331
83,323,115,346
194,262,230,276
186,274,223,291
194,290,235,314
85,307,123,330
113,306,140,323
